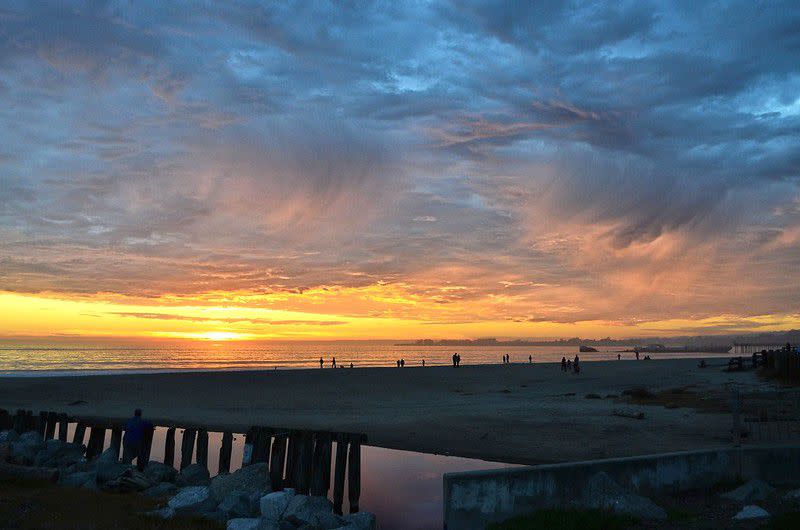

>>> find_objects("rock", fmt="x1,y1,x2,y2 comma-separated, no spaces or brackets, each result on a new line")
58,471,96,488
144,461,178,483
227,519,262,530
260,490,294,521
336,512,377,530
784,488,800,501
167,486,217,515
9,431,45,465
104,467,153,492
211,462,270,502
35,441,85,468
176,463,211,486
581,472,667,520
145,506,176,519
94,447,130,484
283,495,335,527
219,489,259,518
143,482,179,498
309,511,347,529
733,505,770,520
0,430,20,444
721,479,775,503
200,509,229,524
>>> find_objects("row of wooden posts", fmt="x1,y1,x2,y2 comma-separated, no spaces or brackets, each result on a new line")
0,408,364,514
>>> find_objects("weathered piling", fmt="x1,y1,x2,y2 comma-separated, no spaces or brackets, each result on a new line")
0,409,11,431
109,425,123,459
196,429,209,468
37,411,47,437
348,437,361,513
139,425,154,469
310,432,332,496
12,410,24,433
284,432,298,488
164,427,176,467
72,422,87,445
332,435,348,515
292,431,314,495
44,411,57,440
25,411,36,432
242,427,257,466
269,433,287,489
85,425,105,459
180,428,196,469
219,431,233,475
57,413,69,442
253,427,270,463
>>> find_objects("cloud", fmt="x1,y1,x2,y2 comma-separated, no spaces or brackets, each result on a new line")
0,0,799,332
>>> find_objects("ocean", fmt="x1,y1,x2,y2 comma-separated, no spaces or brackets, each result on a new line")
0,340,732,375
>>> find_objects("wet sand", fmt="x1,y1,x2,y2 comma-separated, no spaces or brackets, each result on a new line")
0,359,781,464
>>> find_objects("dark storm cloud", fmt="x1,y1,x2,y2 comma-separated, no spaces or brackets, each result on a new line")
0,0,799,325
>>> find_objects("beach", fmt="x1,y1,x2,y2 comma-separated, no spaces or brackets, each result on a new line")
0,359,787,464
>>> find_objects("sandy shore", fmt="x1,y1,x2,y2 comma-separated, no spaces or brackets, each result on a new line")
0,359,786,464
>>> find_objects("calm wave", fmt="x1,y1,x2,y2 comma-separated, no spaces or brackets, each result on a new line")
0,340,733,375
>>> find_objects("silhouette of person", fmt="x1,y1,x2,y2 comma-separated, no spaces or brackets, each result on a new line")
452,353,457,367
635,350,640,360
617,354,621,360
400,358,405,367
529,355,532,364
319,357,323,368
350,362,354,368
561,357,567,371
574,355,580,374
332,357,336,368
122,409,151,468
456,353,461,366
397,359,401,367
422,359,425,367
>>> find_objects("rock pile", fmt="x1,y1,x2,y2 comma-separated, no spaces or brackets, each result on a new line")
0,428,377,530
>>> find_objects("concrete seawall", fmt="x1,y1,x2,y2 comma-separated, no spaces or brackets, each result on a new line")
443,444,800,529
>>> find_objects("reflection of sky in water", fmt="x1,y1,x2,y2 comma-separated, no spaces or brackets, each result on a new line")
55,423,515,529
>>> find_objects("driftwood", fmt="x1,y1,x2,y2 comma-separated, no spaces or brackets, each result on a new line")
613,409,645,420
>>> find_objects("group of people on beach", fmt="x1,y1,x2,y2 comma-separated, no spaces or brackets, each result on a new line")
561,355,581,374
451,352,462,367
319,357,354,369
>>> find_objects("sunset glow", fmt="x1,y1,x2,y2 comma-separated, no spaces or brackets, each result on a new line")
1,2,799,343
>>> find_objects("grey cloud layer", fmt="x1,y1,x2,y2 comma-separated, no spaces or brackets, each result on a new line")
0,0,799,323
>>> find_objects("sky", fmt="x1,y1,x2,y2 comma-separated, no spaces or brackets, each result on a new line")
1,0,799,341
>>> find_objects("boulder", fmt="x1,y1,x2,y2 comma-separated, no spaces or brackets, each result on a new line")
9,432,45,465
19,431,43,445
145,506,176,519
335,512,377,530
94,447,130,484
35,441,85,468
103,467,153,493
176,463,211,486
0,430,20,444
282,495,335,527
721,479,775,503
167,486,217,515
226,519,261,530
219,489,259,518
260,490,294,521
784,488,800,501
580,472,666,520
58,471,96,488
211,462,270,502
144,461,178,483
733,505,770,520
143,482,179,498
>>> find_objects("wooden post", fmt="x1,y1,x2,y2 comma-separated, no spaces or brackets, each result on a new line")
73,422,87,445
45,411,57,440
180,428,196,469
86,425,105,460
242,427,256,466
218,431,233,475
196,429,209,468
253,427,270,463
12,410,24,433
348,436,361,513
25,411,36,433
109,425,123,459
138,425,154,471
269,434,287,490
284,432,298,488
164,427,176,467
310,432,332,496
57,413,69,442
37,411,48,437
292,431,313,495
0,409,11,431
332,434,348,515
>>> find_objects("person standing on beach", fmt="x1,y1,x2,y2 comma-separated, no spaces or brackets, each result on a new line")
574,355,580,374
422,359,425,367
452,353,457,367
332,357,336,368
561,356,567,371
529,355,532,364
122,409,149,465
319,357,323,368
400,358,405,367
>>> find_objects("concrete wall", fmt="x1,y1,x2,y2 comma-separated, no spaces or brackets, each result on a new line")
443,444,800,529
